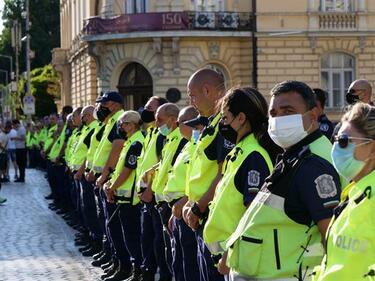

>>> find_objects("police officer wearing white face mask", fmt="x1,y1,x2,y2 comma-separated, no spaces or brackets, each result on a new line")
225,80,342,281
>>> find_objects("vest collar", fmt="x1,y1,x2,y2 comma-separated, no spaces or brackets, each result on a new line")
126,130,143,144
166,127,180,142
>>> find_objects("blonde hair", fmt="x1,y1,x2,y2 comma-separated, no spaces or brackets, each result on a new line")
342,102,375,138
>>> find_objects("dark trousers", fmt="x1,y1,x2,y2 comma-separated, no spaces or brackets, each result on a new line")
99,189,131,269
171,217,200,281
140,202,157,274
15,148,26,180
80,178,102,240
118,203,142,269
196,226,224,281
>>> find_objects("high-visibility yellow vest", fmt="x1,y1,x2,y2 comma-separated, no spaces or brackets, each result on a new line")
152,128,185,203
225,134,338,280
187,114,221,202
203,133,273,254
69,120,98,171
163,140,196,202
135,126,161,192
26,131,32,148
86,122,105,170
312,170,375,281
48,124,67,161
65,128,82,166
91,110,124,174
112,130,145,205
43,124,57,151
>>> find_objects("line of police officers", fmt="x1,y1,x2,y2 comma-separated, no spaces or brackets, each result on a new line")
28,68,375,281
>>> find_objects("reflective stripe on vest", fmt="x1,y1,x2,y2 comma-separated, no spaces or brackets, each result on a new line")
135,126,160,192
70,120,98,169
230,270,296,281
187,114,221,202
316,170,375,281
163,141,196,202
112,130,145,205
153,128,185,203
204,134,273,254
86,123,105,170
92,110,124,171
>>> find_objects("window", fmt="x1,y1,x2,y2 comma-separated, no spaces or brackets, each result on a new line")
321,53,355,108
194,0,226,11
320,0,353,12
125,0,147,14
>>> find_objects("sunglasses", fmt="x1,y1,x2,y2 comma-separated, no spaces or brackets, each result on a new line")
334,133,373,148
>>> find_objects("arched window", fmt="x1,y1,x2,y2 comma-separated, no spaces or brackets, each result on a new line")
321,53,355,108
117,62,153,110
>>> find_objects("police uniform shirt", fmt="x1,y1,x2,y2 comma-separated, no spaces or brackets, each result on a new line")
124,141,143,170
108,123,125,142
318,114,334,140
83,126,96,148
95,124,106,142
203,115,234,163
234,151,270,207
269,131,341,226
156,133,166,160
65,127,73,142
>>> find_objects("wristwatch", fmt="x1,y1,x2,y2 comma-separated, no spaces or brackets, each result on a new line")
191,202,206,219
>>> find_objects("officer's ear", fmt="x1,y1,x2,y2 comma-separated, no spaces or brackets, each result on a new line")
309,106,320,122
237,112,247,126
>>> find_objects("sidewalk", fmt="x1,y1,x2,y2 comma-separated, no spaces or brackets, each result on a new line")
0,169,102,281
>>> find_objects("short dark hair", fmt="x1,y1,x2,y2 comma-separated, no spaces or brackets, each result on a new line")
271,80,317,110
62,105,73,115
152,96,169,107
313,88,328,109
12,119,20,125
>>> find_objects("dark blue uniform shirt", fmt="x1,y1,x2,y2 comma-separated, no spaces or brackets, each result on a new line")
318,114,334,141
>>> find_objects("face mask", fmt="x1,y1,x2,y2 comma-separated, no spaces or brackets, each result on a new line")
331,142,366,181
141,109,155,123
159,124,171,136
192,129,201,143
96,106,111,122
219,122,238,144
117,125,127,140
268,114,308,149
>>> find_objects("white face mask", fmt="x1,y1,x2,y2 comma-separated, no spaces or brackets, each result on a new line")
268,114,308,149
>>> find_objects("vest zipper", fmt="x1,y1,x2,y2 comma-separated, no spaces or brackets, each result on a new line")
241,236,263,244
273,229,281,270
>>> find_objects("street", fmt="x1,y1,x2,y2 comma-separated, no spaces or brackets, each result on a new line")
0,169,102,281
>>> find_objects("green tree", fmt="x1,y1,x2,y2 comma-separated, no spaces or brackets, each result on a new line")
0,0,60,80
18,64,58,117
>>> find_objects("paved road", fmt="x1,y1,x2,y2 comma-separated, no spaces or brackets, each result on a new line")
0,169,102,281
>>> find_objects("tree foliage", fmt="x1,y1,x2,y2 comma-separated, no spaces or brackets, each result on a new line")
18,64,58,117
0,0,60,81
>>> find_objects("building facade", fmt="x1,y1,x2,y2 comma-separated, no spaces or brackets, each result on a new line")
54,0,375,119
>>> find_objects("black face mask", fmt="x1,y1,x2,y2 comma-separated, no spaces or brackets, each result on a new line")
97,106,111,122
117,125,127,140
141,109,155,123
219,122,238,145
346,91,360,105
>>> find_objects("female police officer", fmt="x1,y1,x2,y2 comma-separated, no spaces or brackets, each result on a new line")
313,102,375,281
203,87,281,275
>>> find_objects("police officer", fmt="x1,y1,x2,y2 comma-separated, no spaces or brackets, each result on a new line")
203,87,280,275
183,68,232,281
312,103,375,280
135,96,169,281
104,110,145,281
225,81,342,280
164,105,201,281
313,88,334,140
87,91,132,281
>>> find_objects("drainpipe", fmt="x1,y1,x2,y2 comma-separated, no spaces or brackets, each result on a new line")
251,0,258,88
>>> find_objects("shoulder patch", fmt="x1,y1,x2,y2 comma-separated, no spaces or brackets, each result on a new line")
320,123,330,132
128,155,137,166
314,174,337,199
248,170,260,187
223,139,235,150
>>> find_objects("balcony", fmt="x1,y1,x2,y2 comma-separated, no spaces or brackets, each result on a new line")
83,11,254,36
319,12,357,30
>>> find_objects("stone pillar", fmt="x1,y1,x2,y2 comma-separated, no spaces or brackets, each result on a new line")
52,48,72,106
88,42,108,94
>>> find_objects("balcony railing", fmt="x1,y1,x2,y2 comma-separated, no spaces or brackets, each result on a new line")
319,12,357,30
84,11,253,36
